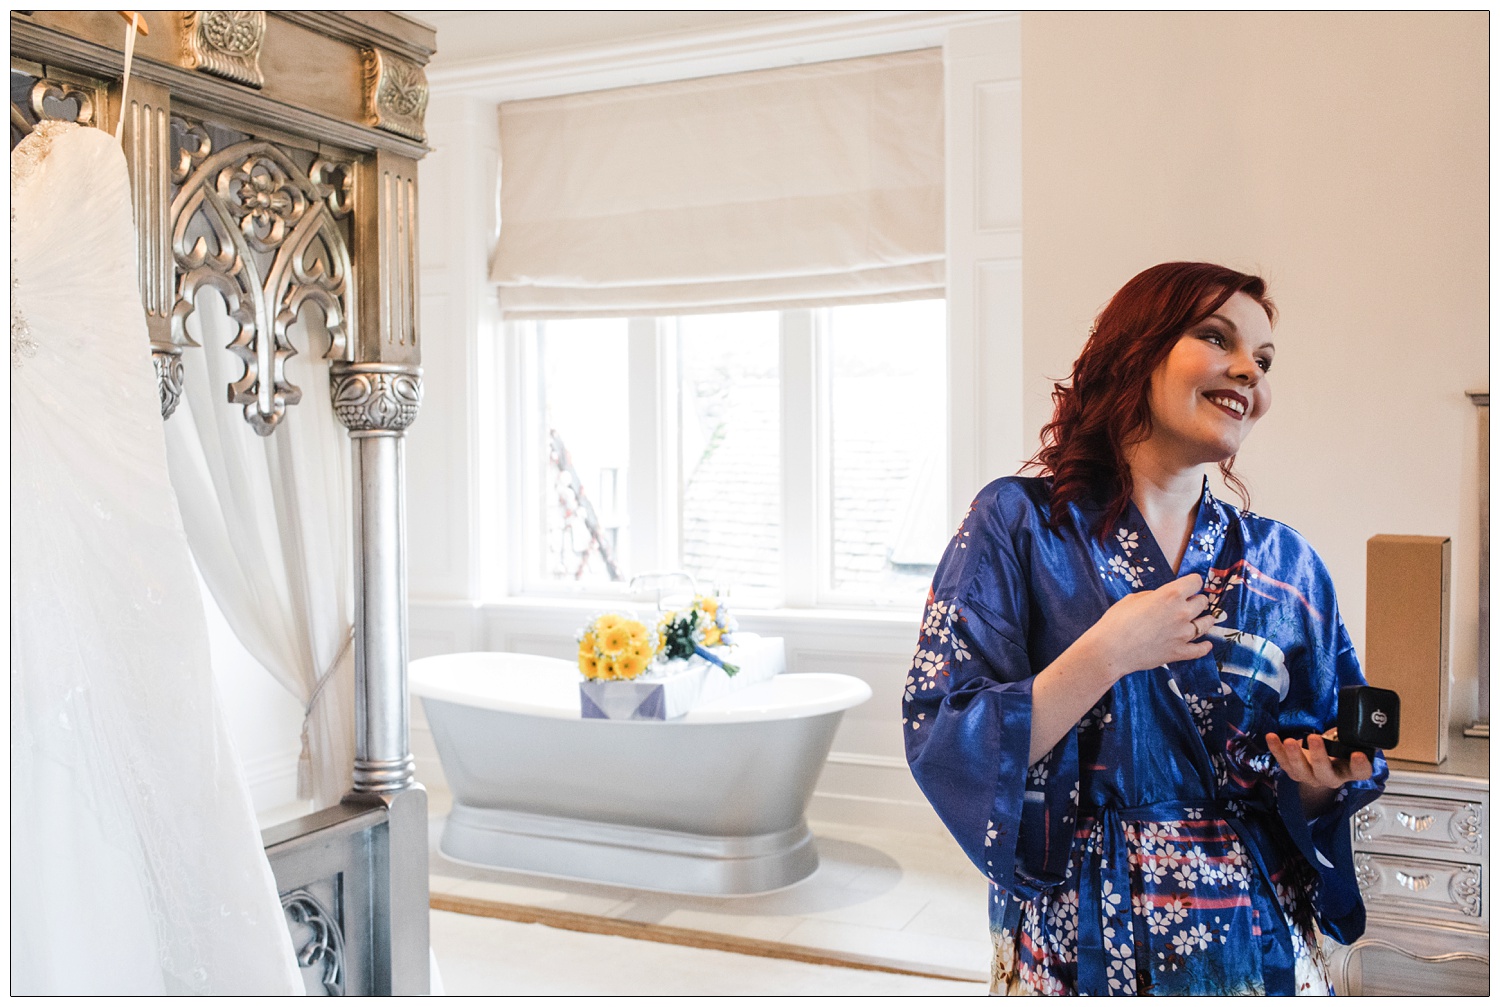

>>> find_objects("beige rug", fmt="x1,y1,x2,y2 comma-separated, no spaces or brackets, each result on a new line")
426,816,992,984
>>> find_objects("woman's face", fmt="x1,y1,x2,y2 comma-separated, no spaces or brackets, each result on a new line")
1144,290,1275,466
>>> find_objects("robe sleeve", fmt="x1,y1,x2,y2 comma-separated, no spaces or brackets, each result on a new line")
903,483,1078,899
1268,555,1388,945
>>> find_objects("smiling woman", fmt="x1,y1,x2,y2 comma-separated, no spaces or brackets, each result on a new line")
903,262,1387,996
1146,293,1275,472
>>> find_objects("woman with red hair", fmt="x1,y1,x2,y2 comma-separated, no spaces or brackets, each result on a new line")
904,262,1384,995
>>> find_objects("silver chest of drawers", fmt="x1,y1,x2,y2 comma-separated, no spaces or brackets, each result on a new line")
1331,732,1489,995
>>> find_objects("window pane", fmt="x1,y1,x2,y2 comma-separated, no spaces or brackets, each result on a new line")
676,312,781,597
538,318,630,584
828,299,948,602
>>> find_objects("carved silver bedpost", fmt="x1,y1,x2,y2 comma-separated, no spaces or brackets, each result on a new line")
1464,389,1488,738
334,355,421,792
15,8,437,995
339,143,422,794
333,140,428,996
109,75,184,420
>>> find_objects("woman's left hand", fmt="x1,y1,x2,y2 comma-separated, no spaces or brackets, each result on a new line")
1265,731,1374,817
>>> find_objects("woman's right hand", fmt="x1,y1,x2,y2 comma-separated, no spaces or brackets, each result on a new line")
1084,572,1216,681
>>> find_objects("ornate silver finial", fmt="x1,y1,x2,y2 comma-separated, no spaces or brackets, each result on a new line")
182,11,267,89
153,346,185,420
330,363,422,433
361,47,429,143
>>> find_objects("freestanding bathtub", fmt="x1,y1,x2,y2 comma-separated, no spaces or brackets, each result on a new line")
410,651,872,896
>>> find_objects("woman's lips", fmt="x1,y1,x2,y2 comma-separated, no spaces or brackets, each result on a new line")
1204,390,1249,419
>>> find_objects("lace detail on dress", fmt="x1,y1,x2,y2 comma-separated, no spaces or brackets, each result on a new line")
10,121,81,367
11,119,80,188
12,270,37,366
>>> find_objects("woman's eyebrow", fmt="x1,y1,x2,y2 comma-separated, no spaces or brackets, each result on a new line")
1204,313,1274,351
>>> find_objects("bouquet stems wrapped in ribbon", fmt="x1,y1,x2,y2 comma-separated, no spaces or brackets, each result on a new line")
656,595,739,676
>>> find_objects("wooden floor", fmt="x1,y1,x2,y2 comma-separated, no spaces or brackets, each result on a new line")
431,891,983,983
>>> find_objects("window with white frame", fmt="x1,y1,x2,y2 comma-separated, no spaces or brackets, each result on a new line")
489,49,947,610
512,299,947,608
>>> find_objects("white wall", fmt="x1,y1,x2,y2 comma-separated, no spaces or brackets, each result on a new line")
1022,11,1488,726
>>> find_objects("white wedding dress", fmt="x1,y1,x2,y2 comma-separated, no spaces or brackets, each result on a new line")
11,121,303,995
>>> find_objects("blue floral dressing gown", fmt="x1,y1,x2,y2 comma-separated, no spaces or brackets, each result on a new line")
904,477,1387,996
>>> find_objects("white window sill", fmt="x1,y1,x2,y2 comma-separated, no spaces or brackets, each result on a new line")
411,594,921,636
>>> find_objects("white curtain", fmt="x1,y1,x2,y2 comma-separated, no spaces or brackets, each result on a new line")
163,295,357,809
491,48,944,318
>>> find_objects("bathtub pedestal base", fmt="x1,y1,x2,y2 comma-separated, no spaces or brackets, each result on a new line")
440,803,820,896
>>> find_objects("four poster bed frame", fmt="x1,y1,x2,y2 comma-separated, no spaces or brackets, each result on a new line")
12,11,434,995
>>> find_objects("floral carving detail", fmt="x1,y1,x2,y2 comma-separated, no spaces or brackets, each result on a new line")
1450,803,1483,854
331,366,423,432
380,61,428,118
1452,864,1482,916
203,10,263,54
183,11,266,88
221,156,309,252
362,47,429,142
153,348,185,420
1353,853,1378,893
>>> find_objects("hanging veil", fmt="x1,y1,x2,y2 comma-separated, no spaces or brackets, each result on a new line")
10,121,303,994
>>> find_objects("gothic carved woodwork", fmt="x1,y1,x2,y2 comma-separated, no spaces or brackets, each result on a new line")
182,11,267,89
361,46,429,143
10,67,108,148
26,77,99,129
169,118,355,434
280,888,346,996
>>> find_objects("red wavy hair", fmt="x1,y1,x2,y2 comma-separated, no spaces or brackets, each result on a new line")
1026,262,1276,539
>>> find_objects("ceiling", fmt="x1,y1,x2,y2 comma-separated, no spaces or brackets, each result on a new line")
400,10,820,67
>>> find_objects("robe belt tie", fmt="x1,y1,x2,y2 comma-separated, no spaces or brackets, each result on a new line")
1069,798,1296,995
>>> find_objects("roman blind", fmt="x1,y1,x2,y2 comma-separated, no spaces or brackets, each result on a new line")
491,48,944,318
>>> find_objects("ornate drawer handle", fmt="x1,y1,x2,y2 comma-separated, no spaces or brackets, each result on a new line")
1396,812,1435,832
1395,870,1433,892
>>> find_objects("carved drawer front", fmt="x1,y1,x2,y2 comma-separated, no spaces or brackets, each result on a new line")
1353,794,1485,858
1354,852,1482,922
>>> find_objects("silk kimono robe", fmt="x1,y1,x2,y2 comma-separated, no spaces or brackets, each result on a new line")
904,476,1387,996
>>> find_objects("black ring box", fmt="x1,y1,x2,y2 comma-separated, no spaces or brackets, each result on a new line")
1322,684,1401,759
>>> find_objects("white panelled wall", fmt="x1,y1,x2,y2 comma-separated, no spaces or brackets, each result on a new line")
945,20,1025,511
408,13,1024,836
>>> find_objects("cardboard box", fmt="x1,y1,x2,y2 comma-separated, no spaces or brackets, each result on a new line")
1365,535,1451,764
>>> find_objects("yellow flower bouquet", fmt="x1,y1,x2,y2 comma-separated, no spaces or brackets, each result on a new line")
577,613,657,681
575,596,777,720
